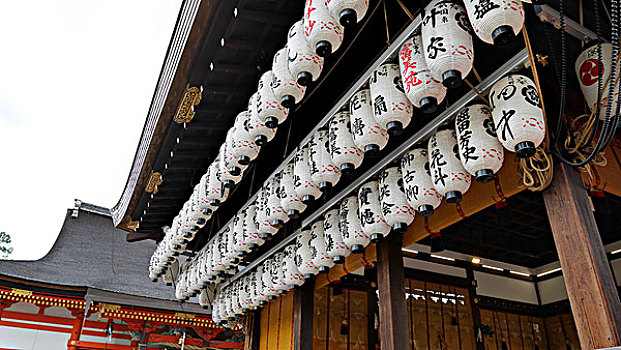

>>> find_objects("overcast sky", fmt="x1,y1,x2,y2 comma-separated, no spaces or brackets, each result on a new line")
0,1,182,260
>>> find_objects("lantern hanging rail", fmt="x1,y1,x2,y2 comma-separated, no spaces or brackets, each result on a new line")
534,4,599,42
220,47,530,290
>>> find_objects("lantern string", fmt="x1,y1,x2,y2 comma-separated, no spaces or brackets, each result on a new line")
463,78,489,105
383,0,391,45
471,67,483,84
395,0,415,21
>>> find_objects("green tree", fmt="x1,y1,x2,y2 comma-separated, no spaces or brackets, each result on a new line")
0,232,13,258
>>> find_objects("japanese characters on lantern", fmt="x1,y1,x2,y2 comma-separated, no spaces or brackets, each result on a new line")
349,88,389,157
288,20,324,86
256,71,289,128
400,148,442,217
326,0,369,27
296,228,319,279
308,129,342,192
378,166,416,232
369,63,413,136
271,47,306,108
358,180,391,242
310,219,335,273
294,144,323,203
280,162,307,218
463,0,524,46
340,195,370,254
323,208,351,264
428,128,472,203
304,0,345,57
328,110,364,175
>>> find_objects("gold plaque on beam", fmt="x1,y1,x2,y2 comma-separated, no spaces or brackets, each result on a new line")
145,172,163,194
173,85,202,124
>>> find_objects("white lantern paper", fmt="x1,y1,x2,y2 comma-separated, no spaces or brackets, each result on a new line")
218,143,243,189
400,148,442,217
463,0,524,46
239,275,252,313
272,252,288,293
256,186,279,239
199,287,215,310
378,166,416,232
283,244,305,289
257,71,289,128
231,282,242,316
428,129,472,202
288,20,324,86
296,228,319,279
224,221,240,269
243,204,265,251
233,211,251,257
304,0,345,57
340,195,369,254
575,43,621,120
349,88,389,157
247,93,277,146
369,63,413,136
455,104,504,182
272,47,306,108
358,180,391,242
489,74,545,158
324,208,351,264
310,219,335,273
294,144,323,203
205,160,229,207
232,110,260,166
266,173,289,228
280,162,307,218
253,267,268,306
224,128,248,177
421,0,474,88
328,111,364,174
326,0,369,27
262,259,278,300
248,271,260,309
309,129,341,192
211,234,226,277
399,35,447,114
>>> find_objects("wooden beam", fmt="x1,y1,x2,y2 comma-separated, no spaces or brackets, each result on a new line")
292,281,314,350
543,161,621,349
243,310,260,350
376,232,409,350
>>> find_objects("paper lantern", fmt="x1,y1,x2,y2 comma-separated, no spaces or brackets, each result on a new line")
252,268,267,306
488,74,545,158
294,144,323,203
247,271,260,309
233,211,250,258
296,228,319,280
399,35,447,114
224,127,248,177
272,47,306,108
309,129,341,192
242,204,265,251
421,0,474,88
218,143,243,189
199,286,215,310
455,104,505,182
283,244,305,289
304,0,345,57
266,173,290,228
247,93,277,146
257,71,290,128
256,186,279,239
199,247,215,283
271,251,288,294
261,259,277,300
238,275,252,313
287,20,324,86
328,110,364,175
428,129,472,202
378,166,416,232
400,148,442,217
326,0,369,27
349,88,389,157
193,182,212,212
230,282,242,316
324,208,351,264
231,110,260,167
205,160,229,207
310,219,335,273
575,42,621,120
463,0,524,46
280,162,307,218
369,63,413,136
210,234,226,278
224,221,240,269
339,195,370,254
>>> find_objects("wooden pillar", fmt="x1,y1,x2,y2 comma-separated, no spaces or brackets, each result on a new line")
365,268,379,350
376,232,409,350
542,161,621,349
67,311,84,350
244,310,261,350
465,264,485,350
293,281,314,350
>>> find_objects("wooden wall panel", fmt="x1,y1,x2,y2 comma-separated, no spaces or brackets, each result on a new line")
313,287,369,350
258,291,296,350
479,309,548,350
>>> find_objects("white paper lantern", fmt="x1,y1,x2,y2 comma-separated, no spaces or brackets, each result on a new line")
400,148,443,217
199,286,215,310
261,259,278,300
252,268,267,306
266,173,289,229
199,247,216,283
231,282,242,316
358,180,391,242
575,43,621,121
224,127,248,177
256,186,279,239
272,47,306,108
399,35,447,114
421,0,474,88
326,0,369,27
455,104,505,182
218,144,243,189
304,0,345,57
247,271,260,309
328,110,364,175
324,208,351,264
310,219,335,273
296,228,319,280
340,195,370,254
210,233,226,277
205,160,229,207
257,71,290,128
309,129,341,192
247,93,277,146
463,0,524,46
242,204,265,251
428,129,472,202
224,221,240,269
379,166,416,232
349,88,389,157
233,211,251,258
369,63,413,136
232,110,260,166
272,251,288,294
283,244,305,289
280,162,307,218
239,275,253,313
288,20,324,86
294,144,323,203
489,74,545,158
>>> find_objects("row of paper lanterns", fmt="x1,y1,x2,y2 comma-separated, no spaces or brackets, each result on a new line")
152,0,536,306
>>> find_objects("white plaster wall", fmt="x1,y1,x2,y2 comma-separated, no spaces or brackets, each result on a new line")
474,271,538,304
537,275,569,304
403,258,467,278
0,326,69,350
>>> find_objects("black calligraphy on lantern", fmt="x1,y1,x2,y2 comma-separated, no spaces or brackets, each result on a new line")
427,37,446,60
430,148,448,187
497,109,516,141
374,95,388,116
456,110,479,163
